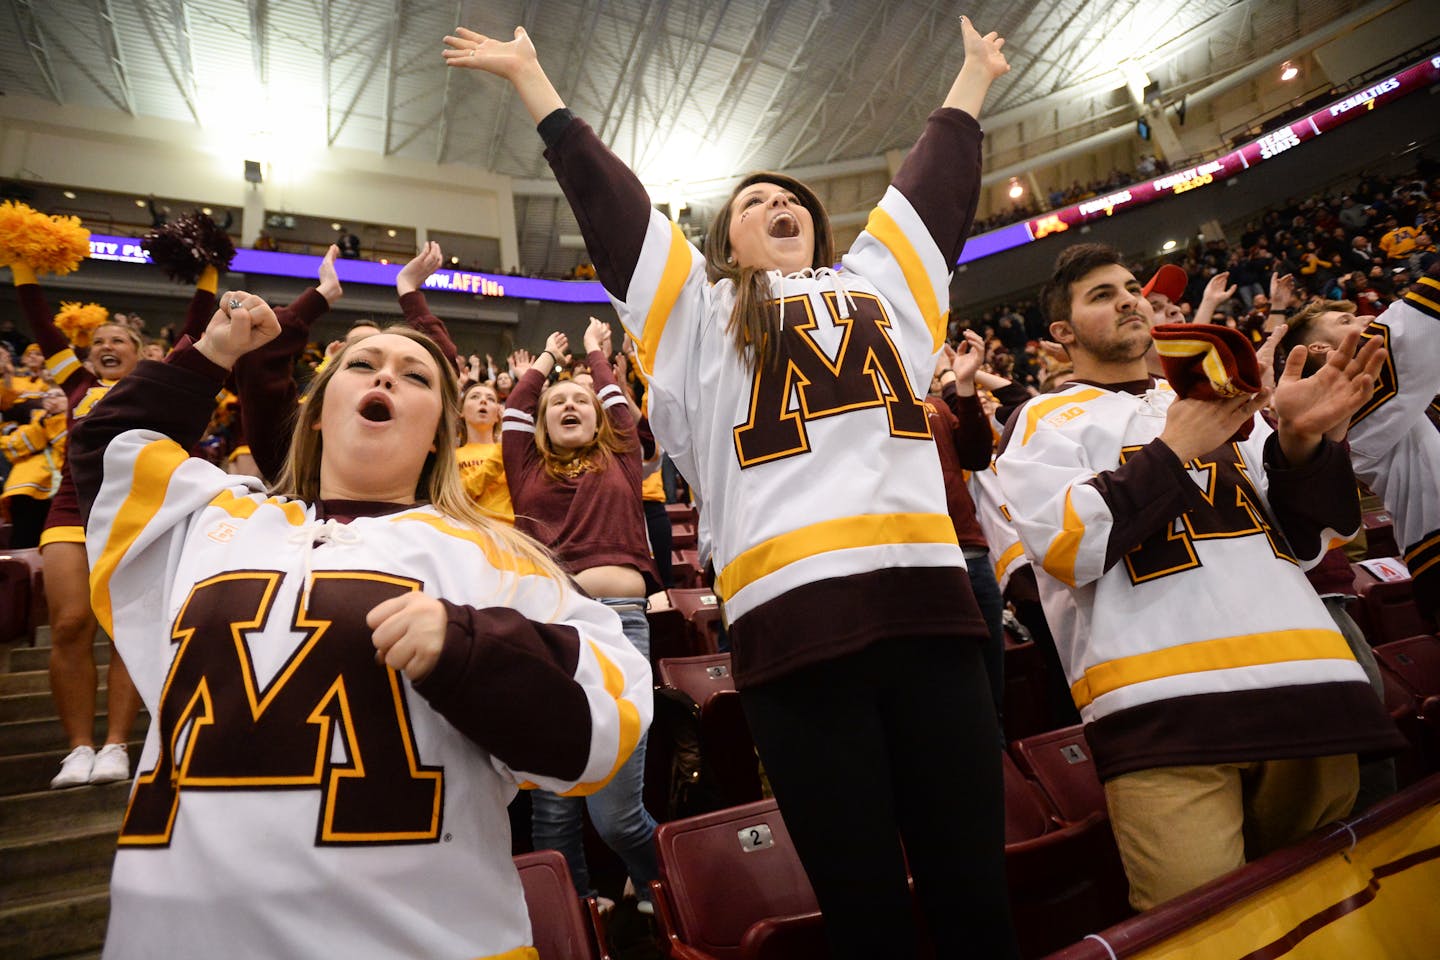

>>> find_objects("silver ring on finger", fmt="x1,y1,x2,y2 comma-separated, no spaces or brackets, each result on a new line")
228,298,243,310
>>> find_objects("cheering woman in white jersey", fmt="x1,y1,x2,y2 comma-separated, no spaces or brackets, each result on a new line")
447,16,1018,958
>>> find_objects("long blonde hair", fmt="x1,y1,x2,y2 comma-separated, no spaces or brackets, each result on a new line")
272,326,565,582
532,380,634,482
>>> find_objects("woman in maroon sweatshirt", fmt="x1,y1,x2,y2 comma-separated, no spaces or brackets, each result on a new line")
502,316,660,907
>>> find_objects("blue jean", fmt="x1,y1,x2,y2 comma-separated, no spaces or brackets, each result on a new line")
963,546,1006,716
531,601,659,899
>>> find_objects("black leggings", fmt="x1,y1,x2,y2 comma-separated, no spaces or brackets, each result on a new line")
643,500,674,588
739,635,1017,960
6,495,50,550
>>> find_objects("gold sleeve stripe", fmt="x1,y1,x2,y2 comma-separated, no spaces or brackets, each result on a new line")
1040,488,1085,588
40,525,85,546
863,205,945,350
636,221,693,376
993,541,1027,582
1403,284,1440,320
90,440,191,636
555,641,643,798
44,349,81,384
474,946,541,960
1152,338,1243,396
209,488,307,526
1070,627,1354,709
716,511,959,601
1021,389,1107,445
388,511,549,578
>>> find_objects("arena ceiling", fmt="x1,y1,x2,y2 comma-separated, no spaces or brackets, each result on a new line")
0,0,1398,269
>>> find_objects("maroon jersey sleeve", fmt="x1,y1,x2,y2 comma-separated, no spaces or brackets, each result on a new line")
397,290,459,369
888,108,984,267
941,382,994,470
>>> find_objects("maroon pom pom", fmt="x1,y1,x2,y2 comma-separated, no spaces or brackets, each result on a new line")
142,211,237,284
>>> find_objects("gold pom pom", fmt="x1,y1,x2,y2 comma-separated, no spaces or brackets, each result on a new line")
53,301,110,349
0,200,91,277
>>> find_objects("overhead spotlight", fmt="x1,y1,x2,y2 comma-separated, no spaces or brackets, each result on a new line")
1008,177,1024,200
201,207,213,215
62,190,77,200
450,256,459,264
331,222,342,231
1162,239,1177,251
1280,61,1298,82
386,229,397,237
135,199,146,207
380,258,389,265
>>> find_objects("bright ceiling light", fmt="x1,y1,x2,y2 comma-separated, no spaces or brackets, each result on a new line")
387,229,397,237
202,207,213,215
1008,178,1024,200
1162,239,1177,251
63,190,77,199
450,256,459,265
1280,61,1298,82
331,222,341,231
135,199,146,207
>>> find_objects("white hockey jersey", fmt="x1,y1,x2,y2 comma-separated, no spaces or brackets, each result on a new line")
85,408,650,958
996,378,1402,779
1347,281,1440,580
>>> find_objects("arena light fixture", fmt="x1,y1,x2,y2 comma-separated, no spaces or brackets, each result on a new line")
1162,239,1177,251
387,229,397,237
202,207,213,215
1280,61,1298,82
1008,178,1024,200
63,190,77,199
331,222,341,231
135,199,146,207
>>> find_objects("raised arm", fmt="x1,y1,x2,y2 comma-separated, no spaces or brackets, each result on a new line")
9,265,72,361
395,241,459,368
232,245,341,483
178,265,221,343
583,317,636,438
444,25,652,299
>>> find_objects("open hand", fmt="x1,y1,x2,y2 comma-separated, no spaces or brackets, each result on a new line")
368,592,447,684
959,16,1009,81
545,331,570,364
317,245,343,304
950,329,986,384
195,292,280,370
398,241,444,296
583,317,611,355
1272,328,1386,460
1159,391,1271,463
443,25,538,80
510,348,534,377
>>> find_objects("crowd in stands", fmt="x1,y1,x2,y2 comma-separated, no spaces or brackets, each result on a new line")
2,17,1438,960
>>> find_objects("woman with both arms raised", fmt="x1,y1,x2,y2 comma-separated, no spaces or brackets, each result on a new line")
447,16,1018,958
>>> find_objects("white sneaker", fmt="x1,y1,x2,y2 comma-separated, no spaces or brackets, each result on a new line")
50,745,96,789
89,743,131,784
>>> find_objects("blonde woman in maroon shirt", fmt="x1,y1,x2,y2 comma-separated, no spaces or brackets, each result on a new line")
503,316,660,907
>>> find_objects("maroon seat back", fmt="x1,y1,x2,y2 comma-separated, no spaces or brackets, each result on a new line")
1361,510,1400,559
667,588,723,654
1355,576,1435,646
1,547,46,634
1375,636,1440,701
658,653,735,705
652,799,818,960
514,849,608,960
1010,724,1107,825
665,502,698,528
699,690,763,807
0,557,31,645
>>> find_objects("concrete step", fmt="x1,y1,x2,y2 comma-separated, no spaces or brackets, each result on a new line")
10,642,109,674
0,781,131,844
0,884,108,960
0,687,107,724
0,712,149,757
0,740,144,798
0,670,53,696
0,820,120,903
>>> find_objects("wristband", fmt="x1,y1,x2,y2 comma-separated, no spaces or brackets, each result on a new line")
541,349,557,364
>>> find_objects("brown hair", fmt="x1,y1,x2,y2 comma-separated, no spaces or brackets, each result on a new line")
532,380,634,482
1279,298,1357,375
703,172,835,371
460,381,500,444
272,326,564,579
1039,244,1129,327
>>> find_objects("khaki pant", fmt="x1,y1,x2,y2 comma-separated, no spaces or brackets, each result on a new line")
1104,755,1358,911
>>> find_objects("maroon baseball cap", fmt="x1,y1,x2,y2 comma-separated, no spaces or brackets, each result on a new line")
1142,263,1189,304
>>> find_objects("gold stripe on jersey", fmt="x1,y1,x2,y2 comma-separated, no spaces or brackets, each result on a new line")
210,488,307,526
90,439,191,636
862,205,946,350
555,640,643,798
1041,489,1086,587
714,511,959,601
1021,389,1108,445
636,221,692,375
44,348,81,385
473,948,540,960
388,511,551,579
1152,337,1243,396
994,540,1027,582
40,525,84,546
1070,627,1353,709
1403,530,1440,578
1405,277,1440,320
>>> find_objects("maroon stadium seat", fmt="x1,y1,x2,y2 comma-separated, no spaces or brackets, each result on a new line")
670,550,702,589
1,547,46,636
1374,635,1440,701
667,588,723,653
1001,753,1133,956
514,849,611,960
671,521,698,550
658,653,735,705
665,502,698,528
696,690,762,807
651,799,821,960
1010,724,1108,825
1361,510,1400,560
